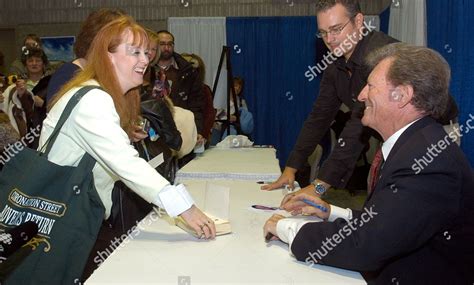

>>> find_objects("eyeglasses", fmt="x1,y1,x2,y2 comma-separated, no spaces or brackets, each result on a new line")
125,44,150,58
316,17,354,39
159,41,174,47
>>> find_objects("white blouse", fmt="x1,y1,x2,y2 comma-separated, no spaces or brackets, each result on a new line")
39,80,194,219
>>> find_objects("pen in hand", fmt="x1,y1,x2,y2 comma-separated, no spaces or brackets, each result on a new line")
302,198,328,213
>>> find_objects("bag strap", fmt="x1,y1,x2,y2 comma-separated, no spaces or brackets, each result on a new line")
41,85,103,155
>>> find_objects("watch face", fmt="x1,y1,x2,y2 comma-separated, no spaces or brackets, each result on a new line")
315,183,326,195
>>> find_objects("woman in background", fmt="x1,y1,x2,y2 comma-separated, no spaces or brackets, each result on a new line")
1,47,48,137
46,8,126,103
212,76,254,144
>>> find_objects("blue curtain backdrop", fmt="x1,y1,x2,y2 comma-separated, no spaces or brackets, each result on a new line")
226,17,319,167
427,0,474,165
379,5,390,35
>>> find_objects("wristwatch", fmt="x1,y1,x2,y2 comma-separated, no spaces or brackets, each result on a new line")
311,181,327,196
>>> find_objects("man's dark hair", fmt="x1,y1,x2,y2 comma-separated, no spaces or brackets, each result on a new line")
366,43,450,120
315,0,362,18
74,8,126,58
156,30,175,42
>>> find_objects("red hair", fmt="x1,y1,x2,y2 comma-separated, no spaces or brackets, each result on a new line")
50,15,148,136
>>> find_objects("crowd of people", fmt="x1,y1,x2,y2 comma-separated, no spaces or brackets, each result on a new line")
0,0,472,284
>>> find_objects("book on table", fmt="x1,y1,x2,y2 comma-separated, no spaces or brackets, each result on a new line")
175,182,232,237
175,213,231,237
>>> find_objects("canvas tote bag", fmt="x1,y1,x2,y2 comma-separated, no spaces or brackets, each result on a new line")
0,85,105,284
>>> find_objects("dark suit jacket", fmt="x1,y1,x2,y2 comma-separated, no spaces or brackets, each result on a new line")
291,117,474,284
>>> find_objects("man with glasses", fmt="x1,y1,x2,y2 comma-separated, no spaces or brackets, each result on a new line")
156,30,205,151
263,0,458,204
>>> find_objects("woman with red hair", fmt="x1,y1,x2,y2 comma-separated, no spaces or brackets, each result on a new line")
43,16,216,239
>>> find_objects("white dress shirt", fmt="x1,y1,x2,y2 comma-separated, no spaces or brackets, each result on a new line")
39,80,194,219
381,119,419,160
276,118,421,253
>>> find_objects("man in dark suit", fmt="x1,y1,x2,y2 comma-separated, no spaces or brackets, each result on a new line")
263,43,474,284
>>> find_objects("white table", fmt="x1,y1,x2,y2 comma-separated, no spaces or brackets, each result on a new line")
175,147,282,182
86,180,364,285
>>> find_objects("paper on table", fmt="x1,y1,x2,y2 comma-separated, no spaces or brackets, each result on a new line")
204,182,230,220
248,207,324,222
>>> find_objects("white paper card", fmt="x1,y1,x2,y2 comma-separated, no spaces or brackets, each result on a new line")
204,182,230,220
148,153,164,169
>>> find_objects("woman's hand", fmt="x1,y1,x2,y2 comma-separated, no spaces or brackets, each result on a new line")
33,95,44,107
15,79,27,97
129,124,148,142
180,205,216,239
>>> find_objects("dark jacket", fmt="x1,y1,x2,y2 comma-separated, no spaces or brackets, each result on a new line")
167,52,205,134
286,31,458,188
291,117,474,284
46,62,81,103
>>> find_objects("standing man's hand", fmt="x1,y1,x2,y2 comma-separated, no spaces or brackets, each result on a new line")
261,167,297,191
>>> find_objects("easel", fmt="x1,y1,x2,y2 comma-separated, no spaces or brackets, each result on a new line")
212,46,242,136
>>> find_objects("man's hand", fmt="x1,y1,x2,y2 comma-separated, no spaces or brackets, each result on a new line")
261,167,297,191
280,179,330,210
283,193,331,220
263,214,285,241
180,205,216,239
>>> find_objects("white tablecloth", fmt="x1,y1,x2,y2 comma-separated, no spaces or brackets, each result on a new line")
175,147,282,182
86,180,364,285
